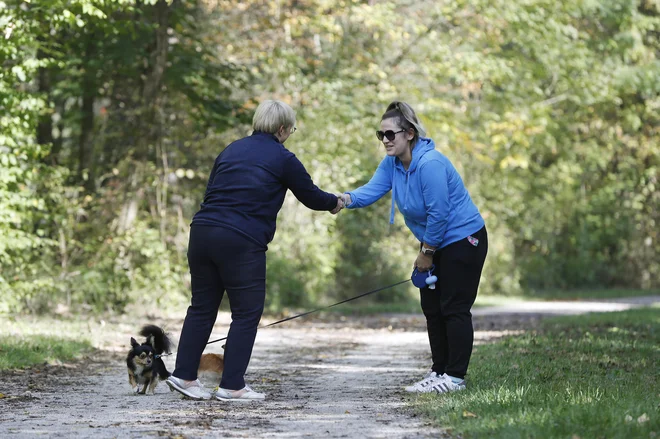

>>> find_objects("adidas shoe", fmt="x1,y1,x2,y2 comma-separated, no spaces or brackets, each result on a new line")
404,371,443,393
431,374,466,393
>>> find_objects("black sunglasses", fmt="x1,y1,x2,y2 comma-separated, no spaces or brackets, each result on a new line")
376,129,406,141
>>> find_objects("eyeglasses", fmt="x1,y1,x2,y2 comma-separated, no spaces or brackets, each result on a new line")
290,127,297,134
376,129,406,141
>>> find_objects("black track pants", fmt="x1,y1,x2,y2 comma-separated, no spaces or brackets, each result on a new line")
420,226,488,379
174,225,266,390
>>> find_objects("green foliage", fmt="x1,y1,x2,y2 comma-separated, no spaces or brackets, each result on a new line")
412,307,660,438
1,0,658,313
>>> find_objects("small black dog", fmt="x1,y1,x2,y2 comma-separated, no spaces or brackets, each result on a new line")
126,325,172,394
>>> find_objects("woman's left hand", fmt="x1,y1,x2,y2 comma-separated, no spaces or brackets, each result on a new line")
414,253,434,272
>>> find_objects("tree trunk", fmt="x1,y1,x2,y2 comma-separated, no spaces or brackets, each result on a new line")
117,0,171,233
50,104,65,165
136,0,171,161
77,35,97,191
36,47,53,147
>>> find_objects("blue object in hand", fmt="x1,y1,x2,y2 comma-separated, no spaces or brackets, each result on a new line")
411,265,438,289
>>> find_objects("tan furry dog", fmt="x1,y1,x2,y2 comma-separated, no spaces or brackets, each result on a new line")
197,353,225,387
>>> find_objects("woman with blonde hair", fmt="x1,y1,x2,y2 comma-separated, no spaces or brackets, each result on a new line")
341,101,487,393
167,100,343,401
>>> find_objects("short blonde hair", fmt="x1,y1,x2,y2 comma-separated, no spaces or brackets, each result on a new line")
252,100,296,134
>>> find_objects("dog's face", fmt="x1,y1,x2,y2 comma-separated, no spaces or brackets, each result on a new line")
129,337,155,368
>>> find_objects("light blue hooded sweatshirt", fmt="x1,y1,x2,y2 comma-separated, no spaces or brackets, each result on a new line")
345,137,484,248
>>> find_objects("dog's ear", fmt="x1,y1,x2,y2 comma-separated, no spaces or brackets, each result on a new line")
131,337,140,348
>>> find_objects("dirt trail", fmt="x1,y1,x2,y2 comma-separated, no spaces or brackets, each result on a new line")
1,296,657,438
1,315,443,439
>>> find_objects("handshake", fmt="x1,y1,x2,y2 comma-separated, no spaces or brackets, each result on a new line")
330,193,352,215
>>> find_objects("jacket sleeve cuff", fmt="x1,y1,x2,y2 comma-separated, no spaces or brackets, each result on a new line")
422,238,441,248
344,192,356,208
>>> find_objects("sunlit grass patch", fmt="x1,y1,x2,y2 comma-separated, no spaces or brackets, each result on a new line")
0,316,94,370
410,308,659,438
0,335,92,370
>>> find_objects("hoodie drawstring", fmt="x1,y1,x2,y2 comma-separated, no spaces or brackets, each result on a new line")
389,165,396,224
391,165,413,225
404,172,410,210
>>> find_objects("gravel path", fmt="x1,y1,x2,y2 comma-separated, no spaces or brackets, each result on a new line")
1,296,657,438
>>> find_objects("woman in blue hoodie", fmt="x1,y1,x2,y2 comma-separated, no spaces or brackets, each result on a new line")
341,101,488,393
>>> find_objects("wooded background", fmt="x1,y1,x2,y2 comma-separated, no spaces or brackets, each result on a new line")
1,0,658,313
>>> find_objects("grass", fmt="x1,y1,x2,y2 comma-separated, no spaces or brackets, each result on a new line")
0,335,92,370
0,316,94,370
411,306,660,438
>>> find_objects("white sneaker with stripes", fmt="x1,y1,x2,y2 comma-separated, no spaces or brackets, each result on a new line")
404,371,444,393
431,373,466,393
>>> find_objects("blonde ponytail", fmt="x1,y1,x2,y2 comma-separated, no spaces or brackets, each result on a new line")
382,101,427,146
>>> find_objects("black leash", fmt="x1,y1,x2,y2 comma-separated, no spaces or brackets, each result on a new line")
155,278,411,359
205,278,411,345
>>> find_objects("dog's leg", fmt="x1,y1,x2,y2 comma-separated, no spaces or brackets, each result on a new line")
155,359,170,380
147,378,159,395
128,371,138,392
138,382,148,394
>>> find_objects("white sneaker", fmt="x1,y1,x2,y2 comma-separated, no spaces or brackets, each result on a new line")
404,371,443,393
215,385,266,402
431,374,466,393
166,376,212,400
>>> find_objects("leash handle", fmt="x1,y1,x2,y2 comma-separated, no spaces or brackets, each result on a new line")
205,278,411,345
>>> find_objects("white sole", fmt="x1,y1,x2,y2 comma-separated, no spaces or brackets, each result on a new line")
215,396,266,402
215,395,265,402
